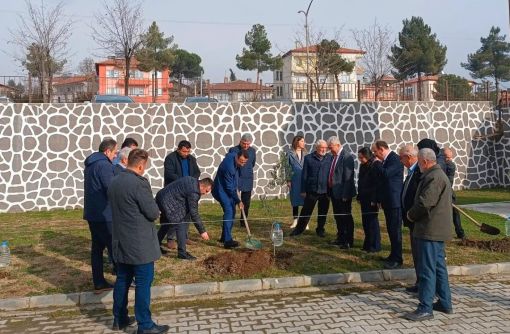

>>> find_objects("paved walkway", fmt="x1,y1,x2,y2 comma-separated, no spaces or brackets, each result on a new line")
459,201,510,218
1,279,509,333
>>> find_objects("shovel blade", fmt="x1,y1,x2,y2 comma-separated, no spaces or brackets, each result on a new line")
480,223,500,236
245,237,263,250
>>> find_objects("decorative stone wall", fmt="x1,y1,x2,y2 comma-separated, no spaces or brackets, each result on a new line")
0,102,506,213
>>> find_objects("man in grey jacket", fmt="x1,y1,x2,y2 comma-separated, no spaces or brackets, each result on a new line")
404,148,453,322
156,176,212,260
108,149,169,334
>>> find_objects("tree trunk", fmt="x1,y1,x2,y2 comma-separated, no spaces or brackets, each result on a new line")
335,75,341,101
254,70,260,101
124,57,131,96
495,79,500,105
417,72,422,101
374,81,380,102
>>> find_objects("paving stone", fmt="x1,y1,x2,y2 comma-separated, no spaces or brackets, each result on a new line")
382,268,416,281
0,297,30,311
29,293,80,308
152,285,175,299
360,270,385,282
174,282,219,297
461,264,499,276
262,276,308,290
497,262,510,274
219,279,262,293
309,273,347,286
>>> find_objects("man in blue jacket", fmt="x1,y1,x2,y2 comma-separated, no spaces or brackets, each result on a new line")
290,140,332,237
371,140,404,269
83,138,117,292
228,134,256,227
212,150,249,249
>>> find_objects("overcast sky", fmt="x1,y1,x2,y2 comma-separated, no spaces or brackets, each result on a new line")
1,0,509,85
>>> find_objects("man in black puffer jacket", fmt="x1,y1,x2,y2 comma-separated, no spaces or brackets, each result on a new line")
156,176,212,260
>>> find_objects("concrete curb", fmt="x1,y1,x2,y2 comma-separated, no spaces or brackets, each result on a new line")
1,262,509,311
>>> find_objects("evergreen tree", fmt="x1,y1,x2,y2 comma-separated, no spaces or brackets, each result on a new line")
434,74,472,101
389,16,447,100
236,24,282,100
229,68,237,82
136,21,175,102
461,26,510,102
171,49,203,84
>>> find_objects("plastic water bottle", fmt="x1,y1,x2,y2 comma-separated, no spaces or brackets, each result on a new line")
506,216,510,237
0,241,10,268
271,223,284,247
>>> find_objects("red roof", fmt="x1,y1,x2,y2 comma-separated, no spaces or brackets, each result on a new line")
283,45,365,57
206,80,272,92
404,75,439,84
53,75,95,86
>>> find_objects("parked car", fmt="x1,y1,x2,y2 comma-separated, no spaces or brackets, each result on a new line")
0,96,13,103
91,95,134,103
184,96,218,103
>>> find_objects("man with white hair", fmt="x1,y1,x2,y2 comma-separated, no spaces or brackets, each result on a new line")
404,148,453,321
228,133,256,227
113,147,132,175
326,136,356,249
290,139,332,237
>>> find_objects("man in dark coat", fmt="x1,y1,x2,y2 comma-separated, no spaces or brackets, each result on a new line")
371,140,404,269
405,148,453,321
326,136,356,248
417,138,446,172
113,137,138,166
109,149,169,334
159,140,201,250
228,134,256,227
156,177,212,260
212,150,249,249
444,147,465,239
83,138,117,292
399,144,422,293
290,140,332,237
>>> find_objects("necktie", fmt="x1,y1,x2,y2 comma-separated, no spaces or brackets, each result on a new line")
328,155,338,188
402,169,414,206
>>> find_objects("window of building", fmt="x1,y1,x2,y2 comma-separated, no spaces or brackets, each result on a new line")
106,70,119,78
157,88,163,96
295,91,303,99
129,70,143,79
341,90,351,99
341,74,351,83
276,86,283,97
129,87,145,96
320,90,330,100
106,87,120,94
275,71,283,81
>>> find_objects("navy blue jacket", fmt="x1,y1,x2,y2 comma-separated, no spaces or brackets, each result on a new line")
327,149,357,199
401,165,422,228
156,176,206,234
83,152,116,222
228,145,256,192
301,152,332,195
163,151,201,186
212,152,241,204
373,151,404,209
357,158,382,204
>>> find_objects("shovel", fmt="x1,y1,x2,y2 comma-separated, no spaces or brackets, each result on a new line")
240,206,262,250
453,204,501,236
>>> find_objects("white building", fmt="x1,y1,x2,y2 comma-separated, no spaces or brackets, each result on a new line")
273,46,365,102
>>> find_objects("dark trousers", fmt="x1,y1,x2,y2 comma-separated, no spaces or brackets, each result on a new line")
383,207,403,264
409,224,420,286
331,197,355,246
157,214,191,243
292,206,300,219
220,199,236,243
416,239,452,313
293,192,329,234
113,262,155,330
452,197,465,238
87,221,115,287
238,191,252,225
360,200,381,252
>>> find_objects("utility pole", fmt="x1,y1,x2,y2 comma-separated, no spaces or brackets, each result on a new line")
298,0,315,102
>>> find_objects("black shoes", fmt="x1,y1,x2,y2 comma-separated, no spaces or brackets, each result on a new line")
224,240,240,249
177,252,197,260
383,261,402,270
94,282,113,294
137,324,170,334
112,316,135,330
289,230,302,237
405,285,419,293
432,301,453,314
404,310,434,321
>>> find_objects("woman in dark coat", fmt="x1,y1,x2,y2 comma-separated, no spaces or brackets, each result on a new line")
287,135,306,228
357,147,381,252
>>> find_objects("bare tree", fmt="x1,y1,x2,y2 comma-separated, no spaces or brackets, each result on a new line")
352,20,394,101
92,0,145,96
78,57,96,76
10,0,73,102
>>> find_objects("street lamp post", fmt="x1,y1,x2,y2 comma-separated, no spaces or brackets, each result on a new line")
298,0,314,102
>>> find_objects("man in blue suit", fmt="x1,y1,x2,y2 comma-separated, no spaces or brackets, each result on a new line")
326,136,357,249
212,150,249,249
371,140,404,269
228,134,256,227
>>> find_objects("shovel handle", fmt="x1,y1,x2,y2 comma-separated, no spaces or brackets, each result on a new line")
452,204,482,228
240,206,252,237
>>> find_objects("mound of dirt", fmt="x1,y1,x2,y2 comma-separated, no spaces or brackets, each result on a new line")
460,237,510,253
203,249,293,277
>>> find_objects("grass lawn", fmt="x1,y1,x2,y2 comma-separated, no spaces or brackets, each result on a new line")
0,188,508,298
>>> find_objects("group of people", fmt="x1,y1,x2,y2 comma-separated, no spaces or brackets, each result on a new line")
82,132,462,331
285,135,461,321
82,134,257,333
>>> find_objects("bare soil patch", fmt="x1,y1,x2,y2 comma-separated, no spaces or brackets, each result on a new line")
460,237,510,253
203,249,294,277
